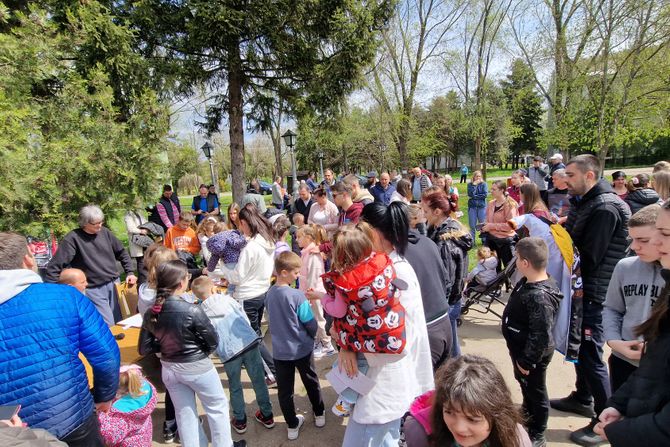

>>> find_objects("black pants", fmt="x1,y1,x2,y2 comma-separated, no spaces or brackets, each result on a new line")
135,256,147,286
165,389,176,421
512,352,552,439
427,313,452,372
59,412,103,447
274,353,325,428
573,300,611,415
608,354,638,393
243,293,276,376
460,174,467,183
486,236,515,272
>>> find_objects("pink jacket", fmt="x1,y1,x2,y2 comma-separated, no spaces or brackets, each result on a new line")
299,243,326,294
98,381,157,447
485,199,518,238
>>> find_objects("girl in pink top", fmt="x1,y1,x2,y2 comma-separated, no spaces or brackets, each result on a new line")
296,224,335,358
98,365,157,447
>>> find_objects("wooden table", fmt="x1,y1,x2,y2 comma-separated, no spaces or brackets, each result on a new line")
82,325,142,387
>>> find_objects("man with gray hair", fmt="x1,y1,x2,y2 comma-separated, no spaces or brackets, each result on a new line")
544,168,571,223
44,205,137,325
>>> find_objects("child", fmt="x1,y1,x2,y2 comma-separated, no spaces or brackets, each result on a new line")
307,225,406,417
206,227,248,295
296,225,335,359
401,355,531,447
464,246,498,293
192,276,275,434
502,237,562,446
624,173,660,214
603,204,664,392
266,251,325,440
164,211,201,269
273,216,292,259
196,216,218,263
289,212,305,256
58,268,88,293
97,364,157,447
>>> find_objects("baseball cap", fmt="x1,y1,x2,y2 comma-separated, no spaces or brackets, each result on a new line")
367,171,378,178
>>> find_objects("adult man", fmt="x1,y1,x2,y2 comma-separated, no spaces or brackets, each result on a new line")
152,184,181,232
271,176,284,209
546,153,566,189
460,163,469,183
528,156,548,201
191,184,219,224
551,154,630,447
240,180,267,214
370,172,396,206
320,168,336,202
544,168,571,223
305,172,319,191
331,181,363,225
365,171,377,191
343,174,374,206
0,232,120,446
44,205,137,326
410,166,432,202
293,185,313,222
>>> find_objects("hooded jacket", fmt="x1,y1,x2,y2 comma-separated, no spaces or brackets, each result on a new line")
565,179,630,303
502,278,562,370
625,188,660,215
467,256,498,285
427,218,474,304
220,234,275,301
97,380,157,447
604,271,670,446
353,188,375,206
0,270,120,439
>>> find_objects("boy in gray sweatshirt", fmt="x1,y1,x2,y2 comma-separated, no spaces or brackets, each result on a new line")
603,204,664,392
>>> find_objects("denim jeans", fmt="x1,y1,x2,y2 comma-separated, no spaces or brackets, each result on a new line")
448,301,462,357
162,366,233,447
223,346,273,421
467,206,487,241
342,417,401,447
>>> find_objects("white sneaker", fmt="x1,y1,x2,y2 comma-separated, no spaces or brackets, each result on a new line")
314,413,326,428
313,345,325,359
287,414,305,440
321,342,336,356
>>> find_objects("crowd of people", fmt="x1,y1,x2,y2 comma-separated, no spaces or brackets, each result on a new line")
1,155,670,447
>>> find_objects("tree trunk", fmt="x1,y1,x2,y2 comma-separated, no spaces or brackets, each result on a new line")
397,124,409,168
227,41,246,204
474,136,482,175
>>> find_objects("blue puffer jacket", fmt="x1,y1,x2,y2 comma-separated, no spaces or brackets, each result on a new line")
0,270,120,439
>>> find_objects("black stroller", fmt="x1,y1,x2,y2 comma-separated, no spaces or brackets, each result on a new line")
459,256,517,325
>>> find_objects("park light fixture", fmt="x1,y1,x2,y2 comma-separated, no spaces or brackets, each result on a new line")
281,129,298,196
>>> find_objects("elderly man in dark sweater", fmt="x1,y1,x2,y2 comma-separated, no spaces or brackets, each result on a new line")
45,205,136,326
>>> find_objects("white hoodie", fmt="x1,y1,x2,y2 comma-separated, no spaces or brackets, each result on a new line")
221,234,275,302
0,269,43,304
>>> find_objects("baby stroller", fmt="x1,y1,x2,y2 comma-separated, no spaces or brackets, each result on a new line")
459,256,517,325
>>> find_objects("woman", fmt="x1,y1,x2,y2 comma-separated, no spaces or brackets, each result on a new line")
307,187,339,236
653,170,670,202
434,175,460,212
390,178,413,204
625,173,660,214
337,202,433,446
226,203,241,230
507,170,525,212
221,203,277,380
467,171,488,241
611,171,628,200
481,180,518,271
594,200,670,446
422,192,473,357
139,260,239,447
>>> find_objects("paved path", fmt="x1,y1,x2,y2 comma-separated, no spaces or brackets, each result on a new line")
142,297,612,446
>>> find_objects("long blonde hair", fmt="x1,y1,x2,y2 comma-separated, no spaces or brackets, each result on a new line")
297,224,328,245
118,364,147,398
144,244,178,287
653,170,670,201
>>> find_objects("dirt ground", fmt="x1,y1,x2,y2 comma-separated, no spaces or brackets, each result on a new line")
140,295,612,447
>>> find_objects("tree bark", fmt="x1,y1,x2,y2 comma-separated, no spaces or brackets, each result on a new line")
227,41,246,204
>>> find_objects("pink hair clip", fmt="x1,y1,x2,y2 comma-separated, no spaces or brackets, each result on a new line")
119,364,142,374
632,177,640,185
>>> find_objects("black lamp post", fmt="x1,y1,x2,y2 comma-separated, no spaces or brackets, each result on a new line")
281,129,298,195
200,141,217,193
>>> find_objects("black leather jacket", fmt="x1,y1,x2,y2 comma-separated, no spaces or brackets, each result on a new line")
139,296,219,363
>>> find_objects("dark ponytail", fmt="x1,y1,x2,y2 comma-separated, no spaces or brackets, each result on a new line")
361,201,409,256
150,260,188,324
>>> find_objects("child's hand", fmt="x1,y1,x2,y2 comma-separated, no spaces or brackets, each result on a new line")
516,361,529,376
338,349,358,378
305,288,325,302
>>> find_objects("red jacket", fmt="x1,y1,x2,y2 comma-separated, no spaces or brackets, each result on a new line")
323,252,406,354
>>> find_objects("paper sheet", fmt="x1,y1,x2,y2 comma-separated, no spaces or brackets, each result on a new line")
326,366,375,396
118,313,143,329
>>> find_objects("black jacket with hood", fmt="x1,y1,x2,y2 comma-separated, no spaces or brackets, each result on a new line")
565,179,630,304
427,218,473,305
502,278,563,370
625,188,660,215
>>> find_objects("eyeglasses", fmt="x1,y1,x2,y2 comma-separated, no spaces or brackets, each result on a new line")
89,220,104,226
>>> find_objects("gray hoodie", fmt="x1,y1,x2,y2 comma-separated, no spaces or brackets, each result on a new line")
0,269,43,304
466,256,498,285
603,256,664,365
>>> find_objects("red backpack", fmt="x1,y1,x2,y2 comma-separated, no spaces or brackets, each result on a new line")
322,252,406,354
